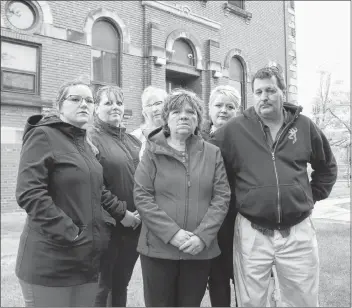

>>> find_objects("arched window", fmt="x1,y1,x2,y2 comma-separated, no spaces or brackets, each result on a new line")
91,19,120,85
229,56,245,107
171,39,195,66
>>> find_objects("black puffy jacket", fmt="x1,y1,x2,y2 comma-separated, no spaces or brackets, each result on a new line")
15,115,126,287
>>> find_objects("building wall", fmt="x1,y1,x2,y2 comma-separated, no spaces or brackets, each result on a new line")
1,0,297,211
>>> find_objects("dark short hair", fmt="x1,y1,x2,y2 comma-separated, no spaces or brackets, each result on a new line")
95,85,124,105
251,67,286,92
162,88,204,135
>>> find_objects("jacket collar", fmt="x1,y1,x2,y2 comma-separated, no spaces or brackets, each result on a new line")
93,115,126,138
146,127,204,156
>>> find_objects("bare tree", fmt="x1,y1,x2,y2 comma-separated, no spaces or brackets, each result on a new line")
312,70,351,185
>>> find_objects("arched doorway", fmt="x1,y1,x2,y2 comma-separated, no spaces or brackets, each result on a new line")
165,38,201,96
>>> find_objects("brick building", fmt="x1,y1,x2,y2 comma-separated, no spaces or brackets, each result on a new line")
1,0,298,211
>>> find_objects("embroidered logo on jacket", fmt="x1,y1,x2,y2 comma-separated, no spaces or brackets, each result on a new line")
288,127,298,144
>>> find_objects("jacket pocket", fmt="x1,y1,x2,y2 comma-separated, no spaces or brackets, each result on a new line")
70,225,88,246
42,224,88,248
279,184,312,218
238,186,278,220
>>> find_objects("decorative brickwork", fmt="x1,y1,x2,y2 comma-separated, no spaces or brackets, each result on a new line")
1,0,293,211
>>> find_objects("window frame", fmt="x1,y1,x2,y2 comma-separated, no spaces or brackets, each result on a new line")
228,0,244,9
1,38,41,95
224,1,252,21
91,19,121,87
228,56,246,111
4,0,40,32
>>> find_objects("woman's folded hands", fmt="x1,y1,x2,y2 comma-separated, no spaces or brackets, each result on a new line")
170,229,205,255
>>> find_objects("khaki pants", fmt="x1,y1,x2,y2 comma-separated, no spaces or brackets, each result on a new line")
233,213,319,307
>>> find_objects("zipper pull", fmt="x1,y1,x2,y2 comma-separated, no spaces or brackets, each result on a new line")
272,153,275,160
188,181,191,187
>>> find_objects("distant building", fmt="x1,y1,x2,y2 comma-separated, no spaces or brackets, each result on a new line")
1,0,297,211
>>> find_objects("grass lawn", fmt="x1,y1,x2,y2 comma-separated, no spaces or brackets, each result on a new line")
1,213,350,307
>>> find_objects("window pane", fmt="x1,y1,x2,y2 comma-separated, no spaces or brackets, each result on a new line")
2,71,35,92
228,1,244,9
228,79,242,97
172,39,194,66
91,50,118,84
92,49,103,82
229,57,243,82
92,20,119,52
6,1,35,30
103,52,117,84
1,42,37,72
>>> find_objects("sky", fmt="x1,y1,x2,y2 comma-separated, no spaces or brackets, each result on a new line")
295,1,350,116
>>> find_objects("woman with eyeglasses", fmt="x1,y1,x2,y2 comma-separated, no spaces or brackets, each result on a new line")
15,80,128,307
201,85,241,307
131,86,167,159
88,85,142,307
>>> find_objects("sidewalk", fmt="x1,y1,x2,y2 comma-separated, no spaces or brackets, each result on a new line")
312,197,350,222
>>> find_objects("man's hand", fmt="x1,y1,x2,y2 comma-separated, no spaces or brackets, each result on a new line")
169,229,193,248
179,235,205,255
120,210,141,229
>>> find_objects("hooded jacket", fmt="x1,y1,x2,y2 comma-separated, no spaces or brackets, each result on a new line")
210,103,337,230
15,115,127,287
88,116,142,235
134,128,230,260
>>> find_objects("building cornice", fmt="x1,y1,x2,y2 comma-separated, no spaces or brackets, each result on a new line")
141,1,221,31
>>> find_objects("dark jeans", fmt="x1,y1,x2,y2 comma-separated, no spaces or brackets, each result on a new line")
19,279,97,307
140,255,211,307
208,213,236,307
94,225,140,307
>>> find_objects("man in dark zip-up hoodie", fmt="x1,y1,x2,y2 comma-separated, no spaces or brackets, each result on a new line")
210,67,337,307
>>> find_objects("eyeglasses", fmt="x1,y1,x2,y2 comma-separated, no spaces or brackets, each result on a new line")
65,95,94,105
144,101,163,108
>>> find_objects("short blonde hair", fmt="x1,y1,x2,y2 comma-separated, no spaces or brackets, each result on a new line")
209,85,241,110
141,86,167,109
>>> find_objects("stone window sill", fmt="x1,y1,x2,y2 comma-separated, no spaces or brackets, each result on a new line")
1,91,51,108
224,3,252,22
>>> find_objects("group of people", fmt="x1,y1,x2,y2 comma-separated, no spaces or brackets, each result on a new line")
15,66,337,307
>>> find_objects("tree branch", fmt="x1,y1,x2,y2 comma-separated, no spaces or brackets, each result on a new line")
327,108,351,133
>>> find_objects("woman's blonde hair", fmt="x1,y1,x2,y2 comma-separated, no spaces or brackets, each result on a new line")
209,85,241,110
